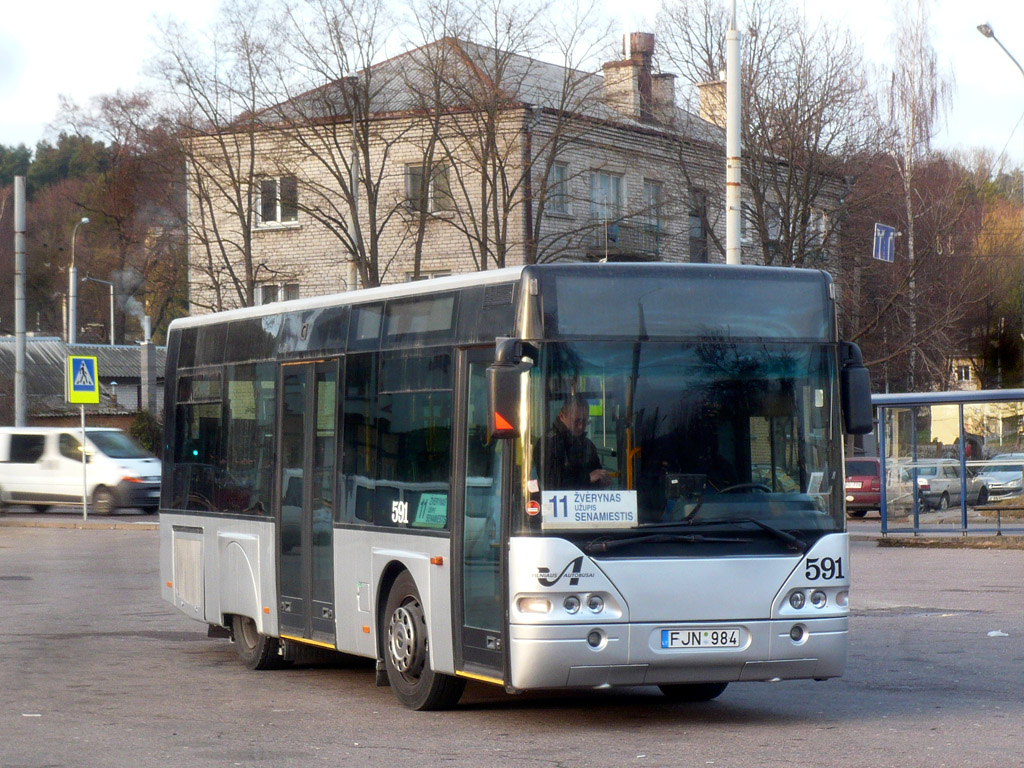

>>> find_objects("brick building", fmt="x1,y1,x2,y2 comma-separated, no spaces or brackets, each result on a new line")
185,33,842,313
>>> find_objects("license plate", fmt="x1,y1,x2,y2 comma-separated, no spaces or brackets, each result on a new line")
845,481,862,489
661,628,740,649
147,490,160,497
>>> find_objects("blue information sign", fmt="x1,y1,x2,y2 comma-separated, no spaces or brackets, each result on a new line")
67,356,100,404
872,223,896,263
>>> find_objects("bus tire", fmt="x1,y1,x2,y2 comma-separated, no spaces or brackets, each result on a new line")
382,570,465,710
231,614,282,670
658,682,729,702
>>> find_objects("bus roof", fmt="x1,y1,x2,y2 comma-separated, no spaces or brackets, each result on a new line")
171,263,832,331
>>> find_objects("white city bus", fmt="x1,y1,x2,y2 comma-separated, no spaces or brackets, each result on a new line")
159,263,872,709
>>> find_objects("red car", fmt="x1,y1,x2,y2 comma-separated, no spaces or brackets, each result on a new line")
845,457,880,518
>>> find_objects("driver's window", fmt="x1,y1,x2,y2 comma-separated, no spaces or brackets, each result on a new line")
59,433,84,462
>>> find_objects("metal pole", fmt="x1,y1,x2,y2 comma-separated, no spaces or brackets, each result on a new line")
69,217,89,345
977,24,1024,384
350,103,360,291
109,284,115,346
81,404,88,521
14,176,27,426
725,0,742,265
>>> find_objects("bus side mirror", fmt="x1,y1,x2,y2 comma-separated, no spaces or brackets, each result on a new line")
486,363,521,439
839,341,873,435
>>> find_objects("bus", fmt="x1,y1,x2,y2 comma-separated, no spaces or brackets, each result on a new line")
159,262,872,710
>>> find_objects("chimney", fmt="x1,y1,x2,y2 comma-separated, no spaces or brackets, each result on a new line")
696,77,727,129
140,315,156,414
602,32,670,123
652,73,677,124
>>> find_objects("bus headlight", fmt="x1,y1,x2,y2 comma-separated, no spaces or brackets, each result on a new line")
517,597,551,614
563,596,581,614
810,590,828,608
789,591,806,609
586,595,604,613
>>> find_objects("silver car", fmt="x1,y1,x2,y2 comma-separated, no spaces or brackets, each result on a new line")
976,453,1024,498
902,459,989,510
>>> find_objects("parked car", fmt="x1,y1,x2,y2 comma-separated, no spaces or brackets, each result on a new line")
844,457,881,517
975,453,1024,498
0,427,161,515
895,458,989,511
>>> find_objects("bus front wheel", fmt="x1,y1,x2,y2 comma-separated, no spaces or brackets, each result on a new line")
231,615,282,670
658,682,729,702
382,571,465,710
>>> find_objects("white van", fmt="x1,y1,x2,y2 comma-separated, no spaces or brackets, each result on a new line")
0,427,161,515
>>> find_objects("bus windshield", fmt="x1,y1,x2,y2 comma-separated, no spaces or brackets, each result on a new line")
517,340,842,548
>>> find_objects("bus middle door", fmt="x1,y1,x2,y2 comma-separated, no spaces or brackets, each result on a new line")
277,360,338,648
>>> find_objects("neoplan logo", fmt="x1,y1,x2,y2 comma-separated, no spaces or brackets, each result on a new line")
534,556,595,587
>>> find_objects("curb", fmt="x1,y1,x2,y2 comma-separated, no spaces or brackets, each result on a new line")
0,517,158,531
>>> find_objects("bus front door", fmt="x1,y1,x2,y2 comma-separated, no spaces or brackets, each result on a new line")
454,349,506,684
277,360,338,648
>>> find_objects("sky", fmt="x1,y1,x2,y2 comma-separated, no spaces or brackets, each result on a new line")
2,0,1024,167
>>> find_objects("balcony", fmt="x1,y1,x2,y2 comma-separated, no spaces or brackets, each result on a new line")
585,220,661,261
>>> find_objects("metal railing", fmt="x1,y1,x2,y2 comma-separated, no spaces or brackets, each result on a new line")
585,220,660,259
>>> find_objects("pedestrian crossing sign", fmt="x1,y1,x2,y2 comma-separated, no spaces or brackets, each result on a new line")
67,356,100,404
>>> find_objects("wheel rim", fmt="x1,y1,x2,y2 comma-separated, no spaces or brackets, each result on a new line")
388,599,426,677
238,617,259,650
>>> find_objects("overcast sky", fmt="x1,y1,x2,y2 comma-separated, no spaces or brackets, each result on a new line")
2,0,1024,167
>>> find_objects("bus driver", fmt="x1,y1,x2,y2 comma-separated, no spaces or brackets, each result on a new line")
537,394,611,490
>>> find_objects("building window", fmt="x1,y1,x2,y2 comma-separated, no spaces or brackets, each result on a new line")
956,364,971,383
688,189,708,263
643,179,662,229
548,163,570,215
590,171,622,221
405,269,452,282
257,283,300,305
741,202,755,244
766,203,782,244
406,164,454,212
809,208,827,252
257,175,298,225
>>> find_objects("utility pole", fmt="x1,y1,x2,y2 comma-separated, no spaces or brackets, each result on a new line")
725,0,742,265
69,217,89,345
14,177,27,426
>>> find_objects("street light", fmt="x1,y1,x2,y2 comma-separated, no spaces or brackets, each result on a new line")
82,276,116,346
68,217,89,345
977,22,1024,385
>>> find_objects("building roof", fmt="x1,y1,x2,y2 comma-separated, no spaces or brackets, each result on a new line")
270,36,723,146
0,337,166,418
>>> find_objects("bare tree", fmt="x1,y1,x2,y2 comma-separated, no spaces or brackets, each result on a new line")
265,0,420,288
151,0,288,311
405,0,613,271
878,0,954,389
58,91,189,342
659,0,875,268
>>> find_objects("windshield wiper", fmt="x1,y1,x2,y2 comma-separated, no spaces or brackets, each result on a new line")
640,517,808,553
585,532,751,554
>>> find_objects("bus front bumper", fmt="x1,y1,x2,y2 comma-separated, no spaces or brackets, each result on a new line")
507,617,848,691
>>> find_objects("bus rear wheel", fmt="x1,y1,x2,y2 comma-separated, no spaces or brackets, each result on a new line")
231,615,282,670
382,571,465,710
658,682,729,702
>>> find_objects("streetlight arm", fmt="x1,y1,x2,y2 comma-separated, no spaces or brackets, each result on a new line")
991,34,1024,80
977,22,1024,386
